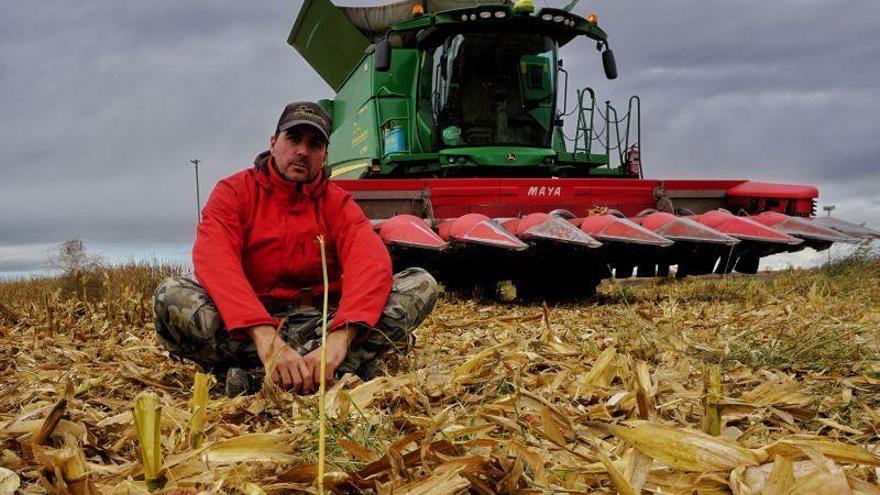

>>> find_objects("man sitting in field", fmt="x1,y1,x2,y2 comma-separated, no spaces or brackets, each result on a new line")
153,102,438,396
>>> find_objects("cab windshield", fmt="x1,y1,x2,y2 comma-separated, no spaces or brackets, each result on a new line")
419,32,557,148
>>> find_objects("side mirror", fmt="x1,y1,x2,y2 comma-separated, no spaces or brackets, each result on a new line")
375,39,391,72
602,48,617,80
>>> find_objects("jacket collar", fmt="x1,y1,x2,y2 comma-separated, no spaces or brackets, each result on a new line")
253,150,330,199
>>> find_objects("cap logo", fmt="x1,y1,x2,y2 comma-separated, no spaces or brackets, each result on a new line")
290,105,329,128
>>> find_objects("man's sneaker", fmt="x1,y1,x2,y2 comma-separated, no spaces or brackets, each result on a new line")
224,367,261,397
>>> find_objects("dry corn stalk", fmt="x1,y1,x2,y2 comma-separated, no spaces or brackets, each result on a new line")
132,392,164,490
188,372,211,449
583,347,618,388
632,359,655,419
600,420,766,472
703,363,722,436
60,444,93,495
316,234,329,495
29,398,67,447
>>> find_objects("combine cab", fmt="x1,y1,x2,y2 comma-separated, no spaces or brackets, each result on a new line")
288,0,877,296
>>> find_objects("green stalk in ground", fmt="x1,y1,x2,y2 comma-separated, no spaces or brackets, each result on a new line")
188,372,211,449
133,391,165,491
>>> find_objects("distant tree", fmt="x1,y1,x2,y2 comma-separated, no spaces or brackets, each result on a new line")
48,238,105,301
48,238,104,276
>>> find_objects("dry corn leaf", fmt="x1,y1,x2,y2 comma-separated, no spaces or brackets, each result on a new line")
539,405,567,446
509,441,547,485
602,420,766,472
237,481,268,495
816,416,864,435
740,380,812,408
0,467,20,495
764,455,795,495
5,260,880,492
848,475,880,495
582,347,618,388
4,418,87,441
339,438,377,464
785,461,851,495
391,461,470,495
623,447,652,492
201,434,299,465
592,445,638,495
763,435,880,466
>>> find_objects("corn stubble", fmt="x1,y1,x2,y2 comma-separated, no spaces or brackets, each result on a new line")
1,258,880,493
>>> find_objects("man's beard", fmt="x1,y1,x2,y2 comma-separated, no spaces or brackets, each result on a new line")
273,159,314,183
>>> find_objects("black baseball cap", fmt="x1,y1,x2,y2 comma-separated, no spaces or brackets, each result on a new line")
275,101,332,142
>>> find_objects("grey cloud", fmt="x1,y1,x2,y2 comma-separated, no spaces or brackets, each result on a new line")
556,0,880,222
0,0,878,267
0,244,56,273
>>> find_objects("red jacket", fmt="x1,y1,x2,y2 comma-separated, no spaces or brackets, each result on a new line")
193,151,392,338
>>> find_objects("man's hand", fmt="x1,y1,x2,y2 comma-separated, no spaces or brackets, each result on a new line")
248,325,311,393
302,327,355,391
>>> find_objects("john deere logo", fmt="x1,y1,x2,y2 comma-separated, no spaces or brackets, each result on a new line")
291,105,329,127
506,153,517,163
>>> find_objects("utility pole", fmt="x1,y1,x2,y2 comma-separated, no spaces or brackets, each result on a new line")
190,159,202,222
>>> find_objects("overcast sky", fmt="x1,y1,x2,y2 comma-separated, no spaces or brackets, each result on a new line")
1,0,878,276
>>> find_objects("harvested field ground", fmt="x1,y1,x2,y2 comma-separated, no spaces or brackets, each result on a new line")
2,255,880,494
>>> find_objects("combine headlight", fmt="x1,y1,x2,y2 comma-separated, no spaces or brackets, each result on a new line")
461,13,468,21
469,13,477,20
553,15,565,22
494,10,507,18
479,11,492,18
541,13,553,21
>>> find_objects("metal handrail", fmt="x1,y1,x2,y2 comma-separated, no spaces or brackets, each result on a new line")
574,87,596,155
570,88,641,170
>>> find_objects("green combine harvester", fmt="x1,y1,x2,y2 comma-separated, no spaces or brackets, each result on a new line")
287,0,876,296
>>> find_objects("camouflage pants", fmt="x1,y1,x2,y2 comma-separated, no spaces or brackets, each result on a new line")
152,267,438,381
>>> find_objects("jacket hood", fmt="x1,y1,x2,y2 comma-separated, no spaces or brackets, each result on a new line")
253,150,331,199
